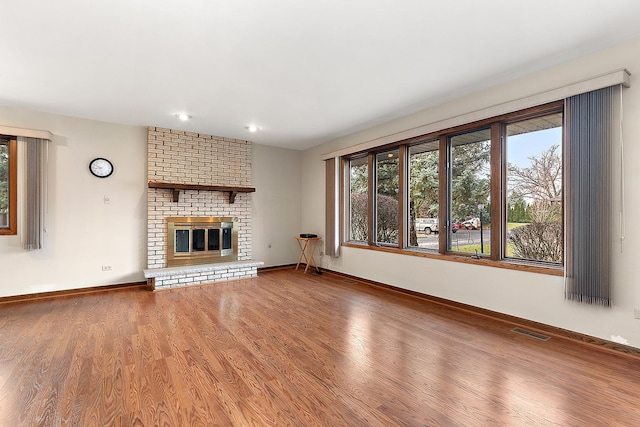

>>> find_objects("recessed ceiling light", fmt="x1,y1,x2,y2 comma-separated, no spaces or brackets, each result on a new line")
175,113,191,121
246,125,260,133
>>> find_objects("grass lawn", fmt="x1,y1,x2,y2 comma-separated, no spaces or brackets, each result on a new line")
507,222,528,230
453,243,517,257
446,223,531,256
451,223,564,259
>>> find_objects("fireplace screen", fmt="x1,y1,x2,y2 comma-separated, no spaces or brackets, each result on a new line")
167,216,238,267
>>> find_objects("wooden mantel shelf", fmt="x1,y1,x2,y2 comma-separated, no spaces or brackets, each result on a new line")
148,181,256,203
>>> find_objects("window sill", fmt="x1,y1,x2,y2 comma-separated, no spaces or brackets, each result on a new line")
341,242,564,277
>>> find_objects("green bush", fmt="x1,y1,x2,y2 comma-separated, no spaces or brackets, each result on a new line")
508,222,562,263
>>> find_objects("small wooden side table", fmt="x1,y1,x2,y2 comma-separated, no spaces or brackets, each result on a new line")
295,236,321,273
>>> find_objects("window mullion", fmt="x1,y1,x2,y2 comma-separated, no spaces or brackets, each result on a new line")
490,122,502,261
398,145,407,248
438,135,448,255
367,154,375,246
340,157,347,245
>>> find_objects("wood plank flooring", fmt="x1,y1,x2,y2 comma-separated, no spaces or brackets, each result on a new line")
1,268,639,426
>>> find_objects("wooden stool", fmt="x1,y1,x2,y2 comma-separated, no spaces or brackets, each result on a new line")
295,236,321,273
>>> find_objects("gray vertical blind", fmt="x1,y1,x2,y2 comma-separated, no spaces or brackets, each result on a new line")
564,86,616,306
20,136,48,250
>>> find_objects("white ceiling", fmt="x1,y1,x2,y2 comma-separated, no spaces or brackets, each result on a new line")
2,1,640,150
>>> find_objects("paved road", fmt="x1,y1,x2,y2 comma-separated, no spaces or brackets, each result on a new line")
416,229,490,251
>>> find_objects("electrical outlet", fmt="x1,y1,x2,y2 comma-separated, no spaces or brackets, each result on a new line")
634,308,640,319
101,265,112,271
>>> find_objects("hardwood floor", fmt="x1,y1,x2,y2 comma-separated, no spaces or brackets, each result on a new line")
1,268,639,426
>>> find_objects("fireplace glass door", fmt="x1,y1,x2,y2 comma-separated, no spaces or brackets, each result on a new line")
167,217,238,267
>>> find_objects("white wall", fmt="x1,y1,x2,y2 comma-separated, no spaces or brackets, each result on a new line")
0,108,305,296
301,37,640,349
252,144,302,266
0,107,148,296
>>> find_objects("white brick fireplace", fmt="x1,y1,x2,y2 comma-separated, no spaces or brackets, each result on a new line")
144,127,262,289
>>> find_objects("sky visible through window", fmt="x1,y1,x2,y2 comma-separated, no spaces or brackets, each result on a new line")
508,127,561,168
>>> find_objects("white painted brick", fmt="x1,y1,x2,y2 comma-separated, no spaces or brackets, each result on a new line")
147,127,252,268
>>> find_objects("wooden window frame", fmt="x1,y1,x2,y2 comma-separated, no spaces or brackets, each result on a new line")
340,101,564,276
0,136,17,235
444,126,493,257
372,148,403,248
344,155,369,244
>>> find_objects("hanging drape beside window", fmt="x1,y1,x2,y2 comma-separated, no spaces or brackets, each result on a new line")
19,136,48,250
564,86,619,306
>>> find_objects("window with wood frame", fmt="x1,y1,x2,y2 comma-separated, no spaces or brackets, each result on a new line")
341,101,564,274
375,149,400,245
505,112,563,264
408,140,439,250
346,156,369,243
0,135,17,235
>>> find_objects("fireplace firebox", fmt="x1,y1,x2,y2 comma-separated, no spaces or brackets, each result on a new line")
167,216,238,267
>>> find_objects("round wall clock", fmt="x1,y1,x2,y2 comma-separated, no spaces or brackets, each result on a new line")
89,157,114,178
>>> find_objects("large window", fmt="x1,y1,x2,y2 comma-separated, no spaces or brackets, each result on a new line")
342,102,564,272
375,150,400,245
506,113,563,263
448,129,491,256
409,140,439,250
0,135,17,235
348,156,368,242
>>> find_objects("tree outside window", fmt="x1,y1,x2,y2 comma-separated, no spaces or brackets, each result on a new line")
348,157,368,242
506,113,563,263
409,141,439,249
376,150,399,244
448,129,491,255
1,139,10,228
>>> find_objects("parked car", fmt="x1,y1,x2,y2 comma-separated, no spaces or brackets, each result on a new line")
462,217,481,230
415,218,439,234
415,218,468,234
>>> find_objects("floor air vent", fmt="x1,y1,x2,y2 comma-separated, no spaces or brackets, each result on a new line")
511,327,550,341
342,279,358,285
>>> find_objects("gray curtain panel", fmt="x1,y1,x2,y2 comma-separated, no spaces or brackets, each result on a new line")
20,136,48,250
564,86,619,306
